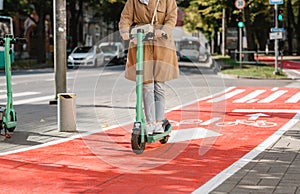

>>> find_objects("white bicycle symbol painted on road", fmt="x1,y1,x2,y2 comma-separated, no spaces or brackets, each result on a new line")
168,118,277,128
216,119,277,128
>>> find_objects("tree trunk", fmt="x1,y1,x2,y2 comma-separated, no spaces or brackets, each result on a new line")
297,2,300,55
244,6,255,60
286,0,294,54
69,1,77,48
36,1,46,63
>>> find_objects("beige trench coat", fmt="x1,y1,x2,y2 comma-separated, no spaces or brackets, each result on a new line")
119,0,179,83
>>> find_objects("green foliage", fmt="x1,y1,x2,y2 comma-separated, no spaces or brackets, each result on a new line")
1,0,53,17
221,64,286,79
182,0,299,53
183,0,224,39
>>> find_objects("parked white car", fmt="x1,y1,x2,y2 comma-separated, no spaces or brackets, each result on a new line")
67,46,104,68
98,42,126,65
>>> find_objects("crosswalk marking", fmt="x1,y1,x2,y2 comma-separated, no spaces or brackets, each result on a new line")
0,91,53,105
233,90,266,103
207,88,300,104
13,95,54,105
285,91,300,103
206,89,245,103
258,90,288,103
0,87,299,106
0,92,40,100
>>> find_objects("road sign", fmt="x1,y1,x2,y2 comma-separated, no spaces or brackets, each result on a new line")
235,0,246,9
269,0,283,4
270,32,283,40
271,27,285,32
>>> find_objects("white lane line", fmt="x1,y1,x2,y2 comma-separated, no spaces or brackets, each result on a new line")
0,92,40,99
0,83,16,87
193,112,300,194
233,109,300,113
207,89,245,103
14,95,54,105
233,90,266,103
258,90,287,103
285,91,300,103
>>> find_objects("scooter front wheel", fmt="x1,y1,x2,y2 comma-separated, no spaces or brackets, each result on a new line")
131,129,146,154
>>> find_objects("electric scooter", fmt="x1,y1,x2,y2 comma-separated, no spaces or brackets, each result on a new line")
130,28,172,154
0,34,26,138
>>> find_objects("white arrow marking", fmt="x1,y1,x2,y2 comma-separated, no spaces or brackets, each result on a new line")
200,117,221,125
168,127,221,143
246,113,270,120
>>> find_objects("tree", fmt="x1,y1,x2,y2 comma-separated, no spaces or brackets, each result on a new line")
183,0,300,55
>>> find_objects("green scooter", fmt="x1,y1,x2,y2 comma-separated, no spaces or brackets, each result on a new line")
0,34,26,138
130,28,172,154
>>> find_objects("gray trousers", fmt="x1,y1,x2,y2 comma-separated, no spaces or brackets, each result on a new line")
143,82,165,123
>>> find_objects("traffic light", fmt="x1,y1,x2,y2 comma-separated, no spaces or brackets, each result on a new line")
278,8,283,21
237,11,244,28
278,8,284,27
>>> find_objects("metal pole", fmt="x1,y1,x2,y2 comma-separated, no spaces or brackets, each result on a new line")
50,0,67,104
274,4,279,74
239,27,242,68
221,8,225,56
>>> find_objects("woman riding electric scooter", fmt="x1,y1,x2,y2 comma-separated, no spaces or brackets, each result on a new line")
119,0,179,135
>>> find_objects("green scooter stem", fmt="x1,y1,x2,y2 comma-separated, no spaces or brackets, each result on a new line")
136,29,146,139
131,29,172,153
3,36,16,130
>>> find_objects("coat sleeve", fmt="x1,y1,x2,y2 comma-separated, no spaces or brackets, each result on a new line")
161,0,177,34
119,0,134,36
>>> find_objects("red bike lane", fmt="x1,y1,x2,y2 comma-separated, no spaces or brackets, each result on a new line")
0,87,299,193
255,55,300,69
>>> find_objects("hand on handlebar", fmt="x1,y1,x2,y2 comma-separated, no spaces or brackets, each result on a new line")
154,30,167,39
130,38,137,45
121,32,130,40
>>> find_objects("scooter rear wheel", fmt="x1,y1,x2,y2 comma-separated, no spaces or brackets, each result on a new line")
131,129,146,154
159,121,171,144
7,111,16,132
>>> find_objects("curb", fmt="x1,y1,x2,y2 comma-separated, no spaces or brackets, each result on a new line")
217,72,297,80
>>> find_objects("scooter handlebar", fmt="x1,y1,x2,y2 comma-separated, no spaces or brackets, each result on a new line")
12,38,27,44
0,37,27,45
161,33,168,39
130,31,167,41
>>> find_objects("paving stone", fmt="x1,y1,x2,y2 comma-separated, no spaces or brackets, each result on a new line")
273,185,298,194
258,177,281,186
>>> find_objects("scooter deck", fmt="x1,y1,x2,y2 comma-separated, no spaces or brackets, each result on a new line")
147,124,172,143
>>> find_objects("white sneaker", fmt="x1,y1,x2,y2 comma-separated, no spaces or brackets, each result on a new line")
153,122,164,134
145,123,155,135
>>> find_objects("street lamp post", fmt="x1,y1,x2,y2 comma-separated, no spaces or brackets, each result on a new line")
50,0,67,104
274,4,279,74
